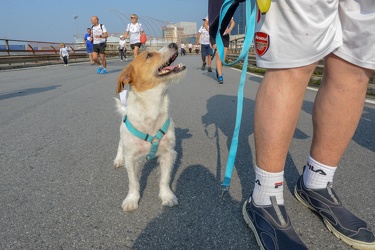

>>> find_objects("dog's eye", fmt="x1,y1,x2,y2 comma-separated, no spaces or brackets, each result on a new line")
146,53,153,59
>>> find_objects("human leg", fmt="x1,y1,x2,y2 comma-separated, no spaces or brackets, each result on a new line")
243,65,315,250
293,53,375,249
310,54,371,166
92,52,101,66
88,53,93,64
207,49,212,69
254,65,317,173
100,53,107,69
63,56,68,65
133,46,139,58
119,49,123,60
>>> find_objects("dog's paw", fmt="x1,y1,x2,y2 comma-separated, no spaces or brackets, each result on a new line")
122,196,139,212
113,157,125,168
160,191,179,207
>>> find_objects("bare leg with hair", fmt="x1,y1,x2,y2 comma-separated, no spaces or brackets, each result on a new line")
133,46,139,58
215,47,228,77
254,64,317,172
310,54,372,166
92,52,101,66
99,53,106,69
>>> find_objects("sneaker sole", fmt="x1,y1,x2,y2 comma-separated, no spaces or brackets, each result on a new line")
242,201,266,250
294,187,375,250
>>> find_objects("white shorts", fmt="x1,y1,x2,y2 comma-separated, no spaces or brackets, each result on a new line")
255,0,375,70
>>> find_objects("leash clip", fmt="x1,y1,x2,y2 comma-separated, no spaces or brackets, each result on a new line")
220,185,230,204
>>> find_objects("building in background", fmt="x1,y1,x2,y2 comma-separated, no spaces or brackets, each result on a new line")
232,2,245,35
176,22,197,36
176,22,197,44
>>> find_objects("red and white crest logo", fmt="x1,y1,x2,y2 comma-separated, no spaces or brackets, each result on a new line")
255,32,270,57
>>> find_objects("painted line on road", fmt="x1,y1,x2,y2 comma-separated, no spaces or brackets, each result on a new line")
232,68,375,105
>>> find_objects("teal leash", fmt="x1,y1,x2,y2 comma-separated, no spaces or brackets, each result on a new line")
216,0,257,203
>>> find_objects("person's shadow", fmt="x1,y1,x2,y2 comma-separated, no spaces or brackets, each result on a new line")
201,94,309,198
131,95,312,249
0,85,61,100
132,165,259,249
301,99,375,153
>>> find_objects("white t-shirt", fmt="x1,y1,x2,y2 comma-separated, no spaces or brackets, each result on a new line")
255,0,375,70
188,43,193,48
181,43,186,49
119,40,126,49
92,24,107,44
198,26,210,45
126,23,143,44
60,47,70,57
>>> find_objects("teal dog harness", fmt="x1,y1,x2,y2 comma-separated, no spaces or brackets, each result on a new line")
123,115,170,160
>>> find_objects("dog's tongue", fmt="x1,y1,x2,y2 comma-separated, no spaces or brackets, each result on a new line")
163,65,177,71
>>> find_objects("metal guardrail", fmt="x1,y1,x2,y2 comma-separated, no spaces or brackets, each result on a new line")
0,38,125,66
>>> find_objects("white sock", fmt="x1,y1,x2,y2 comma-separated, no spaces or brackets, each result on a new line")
251,166,284,205
303,155,337,189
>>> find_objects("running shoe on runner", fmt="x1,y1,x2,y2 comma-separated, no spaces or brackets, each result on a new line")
201,62,206,70
218,76,223,84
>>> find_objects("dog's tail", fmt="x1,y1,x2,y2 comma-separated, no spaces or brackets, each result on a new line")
114,97,126,116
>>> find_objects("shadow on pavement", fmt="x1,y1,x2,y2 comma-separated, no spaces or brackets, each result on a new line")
132,164,258,249
301,100,375,153
138,127,193,199
0,85,61,100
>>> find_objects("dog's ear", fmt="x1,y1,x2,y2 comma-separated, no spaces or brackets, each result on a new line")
116,65,136,94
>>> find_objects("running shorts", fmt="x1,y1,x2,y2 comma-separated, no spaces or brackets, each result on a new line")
201,44,214,57
211,34,230,47
92,42,106,54
255,0,375,70
130,43,142,50
86,46,93,54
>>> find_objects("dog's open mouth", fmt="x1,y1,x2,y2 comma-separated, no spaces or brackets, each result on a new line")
157,52,186,77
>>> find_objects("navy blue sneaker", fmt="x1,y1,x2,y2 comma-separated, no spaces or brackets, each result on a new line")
243,196,307,250
295,168,375,249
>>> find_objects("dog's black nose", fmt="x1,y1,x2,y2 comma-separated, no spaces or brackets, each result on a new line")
169,43,178,50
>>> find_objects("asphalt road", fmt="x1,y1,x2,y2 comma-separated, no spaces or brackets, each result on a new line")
1,54,374,250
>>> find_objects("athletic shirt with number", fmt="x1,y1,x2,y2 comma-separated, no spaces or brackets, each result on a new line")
92,24,107,44
198,26,210,45
126,23,143,44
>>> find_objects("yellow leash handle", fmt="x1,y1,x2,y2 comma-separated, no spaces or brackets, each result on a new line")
256,0,271,14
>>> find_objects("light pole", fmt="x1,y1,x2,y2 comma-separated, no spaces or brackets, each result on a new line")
73,16,78,38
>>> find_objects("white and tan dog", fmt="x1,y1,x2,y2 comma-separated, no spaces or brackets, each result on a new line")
114,43,186,212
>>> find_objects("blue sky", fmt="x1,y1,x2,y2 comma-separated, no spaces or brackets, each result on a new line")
1,0,208,43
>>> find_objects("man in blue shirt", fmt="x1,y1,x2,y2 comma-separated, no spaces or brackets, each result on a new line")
84,28,94,65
